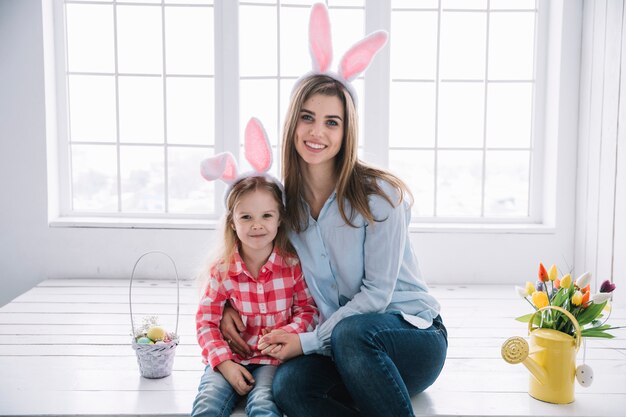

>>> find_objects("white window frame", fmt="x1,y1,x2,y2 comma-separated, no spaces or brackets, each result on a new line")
47,0,562,232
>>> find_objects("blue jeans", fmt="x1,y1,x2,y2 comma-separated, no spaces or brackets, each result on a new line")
272,313,447,417
191,363,282,417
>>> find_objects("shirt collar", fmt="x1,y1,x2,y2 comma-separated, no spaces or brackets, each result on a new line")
230,245,282,278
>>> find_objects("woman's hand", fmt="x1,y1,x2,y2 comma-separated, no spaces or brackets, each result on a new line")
220,304,252,357
258,329,303,362
216,360,255,395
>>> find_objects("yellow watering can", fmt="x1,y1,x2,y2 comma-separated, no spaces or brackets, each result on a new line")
501,305,582,404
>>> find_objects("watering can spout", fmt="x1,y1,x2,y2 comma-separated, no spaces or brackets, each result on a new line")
501,336,548,385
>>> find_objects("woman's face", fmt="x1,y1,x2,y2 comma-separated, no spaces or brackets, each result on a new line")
294,93,345,170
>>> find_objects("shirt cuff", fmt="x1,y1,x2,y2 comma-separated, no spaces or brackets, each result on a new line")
298,331,322,355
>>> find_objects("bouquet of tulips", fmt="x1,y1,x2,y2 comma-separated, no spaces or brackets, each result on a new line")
515,263,619,338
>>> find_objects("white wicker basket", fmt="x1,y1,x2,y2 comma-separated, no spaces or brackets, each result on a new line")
129,251,180,379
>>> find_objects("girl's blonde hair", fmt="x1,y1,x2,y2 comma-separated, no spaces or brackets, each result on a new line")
281,74,413,232
220,176,294,263
198,176,295,292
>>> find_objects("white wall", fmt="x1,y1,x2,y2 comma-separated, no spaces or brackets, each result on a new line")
575,0,625,306
0,0,49,306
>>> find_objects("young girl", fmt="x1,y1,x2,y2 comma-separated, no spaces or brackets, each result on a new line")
192,174,318,417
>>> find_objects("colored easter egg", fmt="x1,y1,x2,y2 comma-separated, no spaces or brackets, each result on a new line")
137,337,154,344
147,326,166,342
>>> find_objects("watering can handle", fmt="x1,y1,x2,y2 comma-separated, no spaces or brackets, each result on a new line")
528,305,581,351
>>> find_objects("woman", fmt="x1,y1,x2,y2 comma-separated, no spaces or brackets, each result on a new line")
222,74,447,417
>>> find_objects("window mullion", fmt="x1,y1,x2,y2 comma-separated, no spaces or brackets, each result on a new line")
113,2,122,213
364,0,390,168
214,0,239,212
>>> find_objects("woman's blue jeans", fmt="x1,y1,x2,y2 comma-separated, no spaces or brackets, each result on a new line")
191,363,281,417
272,313,447,417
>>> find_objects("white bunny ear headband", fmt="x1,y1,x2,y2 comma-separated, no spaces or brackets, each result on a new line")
200,118,284,206
299,2,389,104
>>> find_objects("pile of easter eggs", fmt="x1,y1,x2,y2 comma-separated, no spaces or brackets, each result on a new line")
135,325,172,345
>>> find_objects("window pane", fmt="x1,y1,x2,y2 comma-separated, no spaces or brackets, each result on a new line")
490,0,536,10
66,3,114,73
390,11,437,79
486,82,532,148
120,146,164,212
240,5,277,77
165,0,213,4
440,12,486,80
166,78,214,145
437,150,482,216
117,5,162,74
392,0,438,8
328,1,364,6
119,76,164,143
438,82,484,148
484,150,529,216
240,80,279,146
489,12,535,80
329,8,364,57
68,75,116,142
71,145,117,211
390,150,435,217
442,0,487,9
280,7,310,77
390,82,435,148
165,6,213,75
168,147,215,214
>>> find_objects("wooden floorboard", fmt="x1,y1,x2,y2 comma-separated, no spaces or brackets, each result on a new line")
1,279,625,416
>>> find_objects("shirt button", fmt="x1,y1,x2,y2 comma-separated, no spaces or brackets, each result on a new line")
257,286,263,293
331,284,337,290
321,253,326,258
261,268,266,273
259,304,266,313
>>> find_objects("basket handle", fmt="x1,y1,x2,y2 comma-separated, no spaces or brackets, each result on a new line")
129,251,180,337
528,305,581,351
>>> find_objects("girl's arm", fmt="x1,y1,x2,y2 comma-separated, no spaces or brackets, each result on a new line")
196,274,236,368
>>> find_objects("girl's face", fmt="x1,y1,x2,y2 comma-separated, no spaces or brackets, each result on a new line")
294,93,345,169
232,189,281,257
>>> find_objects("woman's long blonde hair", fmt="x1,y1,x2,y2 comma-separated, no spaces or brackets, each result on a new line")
281,74,413,232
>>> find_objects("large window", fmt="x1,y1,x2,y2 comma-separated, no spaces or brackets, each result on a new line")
54,0,542,223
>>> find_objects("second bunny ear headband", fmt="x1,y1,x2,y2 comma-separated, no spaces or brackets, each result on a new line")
297,2,389,104
200,118,285,207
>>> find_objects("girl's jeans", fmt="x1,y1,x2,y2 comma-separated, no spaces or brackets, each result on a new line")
191,363,281,417
272,313,448,417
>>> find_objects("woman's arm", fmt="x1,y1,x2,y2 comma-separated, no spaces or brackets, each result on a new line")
220,303,252,357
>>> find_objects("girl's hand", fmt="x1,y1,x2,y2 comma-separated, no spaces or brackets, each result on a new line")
258,329,303,362
216,360,255,395
220,304,252,357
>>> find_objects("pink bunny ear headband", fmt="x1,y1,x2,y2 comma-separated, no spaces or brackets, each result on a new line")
200,118,285,207
297,2,389,104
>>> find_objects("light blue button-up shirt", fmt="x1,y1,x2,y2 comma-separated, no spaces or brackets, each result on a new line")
290,180,441,355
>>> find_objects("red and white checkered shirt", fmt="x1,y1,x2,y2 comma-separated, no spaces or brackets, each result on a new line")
196,247,318,369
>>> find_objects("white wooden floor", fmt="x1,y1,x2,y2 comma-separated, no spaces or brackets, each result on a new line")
0,278,625,416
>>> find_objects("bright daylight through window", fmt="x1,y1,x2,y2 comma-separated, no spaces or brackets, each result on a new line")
57,0,539,222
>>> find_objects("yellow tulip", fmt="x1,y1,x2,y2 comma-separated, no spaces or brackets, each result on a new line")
548,264,558,281
572,291,583,306
560,273,572,288
525,281,536,294
532,291,549,309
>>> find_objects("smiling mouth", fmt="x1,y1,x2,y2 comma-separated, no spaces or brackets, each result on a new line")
305,141,327,150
